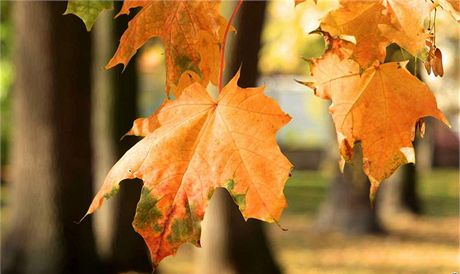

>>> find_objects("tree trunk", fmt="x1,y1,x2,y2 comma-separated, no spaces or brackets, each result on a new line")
109,3,151,272
376,164,419,223
315,142,382,234
377,135,432,222
198,2,282,274
91,10,116,260
2,2,103,274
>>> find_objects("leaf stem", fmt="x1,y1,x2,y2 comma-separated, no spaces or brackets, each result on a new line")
218,0,244,92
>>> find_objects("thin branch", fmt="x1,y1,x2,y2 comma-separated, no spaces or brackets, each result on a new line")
218,0,244,92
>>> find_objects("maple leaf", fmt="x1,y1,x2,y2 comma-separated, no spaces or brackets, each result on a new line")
85,72,293,268
320,0,430,67
106,1,227,96
379,0,431,59
306,47,448,200
65,0,113,31
320,0,390,67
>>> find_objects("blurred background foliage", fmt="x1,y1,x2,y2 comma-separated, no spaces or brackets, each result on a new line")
1,1,12,165
259,0,337,75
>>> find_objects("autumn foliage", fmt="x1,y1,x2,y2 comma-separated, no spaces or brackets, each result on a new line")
66,0,458,269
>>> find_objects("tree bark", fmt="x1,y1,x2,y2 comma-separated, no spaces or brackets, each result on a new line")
91,10,116,260
315,142,382,234
198,2,282,274
2,2,103,274
109,3,151,272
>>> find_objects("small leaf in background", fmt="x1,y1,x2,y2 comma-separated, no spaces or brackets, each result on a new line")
320,0,430,67
64,0,113,31
106,1,228,96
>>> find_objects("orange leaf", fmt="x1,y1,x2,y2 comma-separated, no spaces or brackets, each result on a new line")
425,45,444,77
85,72,293,268
307,47,448,198
295,0,319,6
432,47,444,77
321,0,430,67
321,0,390,67
295,0,305,5
379,0,430,58
107,1,227,96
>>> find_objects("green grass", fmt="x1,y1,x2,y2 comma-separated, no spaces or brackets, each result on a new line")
284,170,328,215
270,168,459,274
283,168,459,217
418,168,459,216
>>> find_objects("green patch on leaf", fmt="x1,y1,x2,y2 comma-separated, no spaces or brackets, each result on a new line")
65,0,113,31
153,224,163,233
103,185,119,200
417,48,429,62
233,193,246,211
175,55,202,78
167,218,192,244
133,187,163,230
225,178,246,211
226,179,235,191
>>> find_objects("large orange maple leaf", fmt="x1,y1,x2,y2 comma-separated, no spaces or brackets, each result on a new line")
107,1,227,96
85,72,293,268
306,46,448,199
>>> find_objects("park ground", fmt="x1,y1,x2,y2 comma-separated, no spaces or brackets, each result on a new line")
158,168,459,274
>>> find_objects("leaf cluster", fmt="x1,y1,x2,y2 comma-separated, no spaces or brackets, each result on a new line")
65,0,458,269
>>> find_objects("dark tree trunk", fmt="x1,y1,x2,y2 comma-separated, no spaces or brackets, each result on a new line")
199,2,282,274
91,10,116,260
315,143,382,234
109,2,151,272
2,2,103,274
377,164,420,222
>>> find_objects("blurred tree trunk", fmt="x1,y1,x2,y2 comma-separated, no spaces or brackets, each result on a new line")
377,164,420,222
2,2,103,274
109,2,151,272
90,5,150,272
198,2,282,274
91,10,116,260
315,143,381,234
